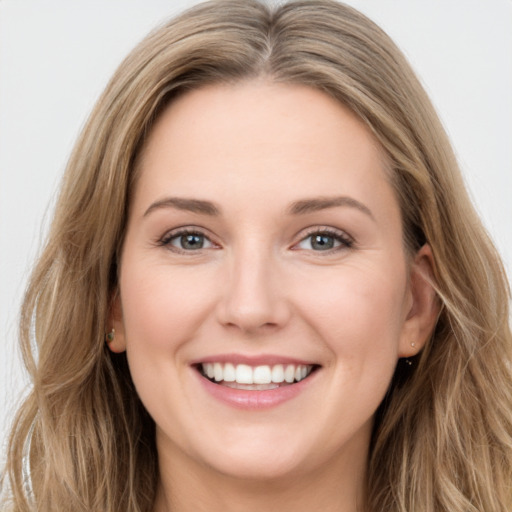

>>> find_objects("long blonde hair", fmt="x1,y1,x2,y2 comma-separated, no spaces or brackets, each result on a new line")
3,1,512,510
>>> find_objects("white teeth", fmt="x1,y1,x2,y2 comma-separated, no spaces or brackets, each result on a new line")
214,362,223,382
201,362,314,385
253,365,272,384
271,364,285,383
223,363,236,382
284,365,295,383
236,364,253,384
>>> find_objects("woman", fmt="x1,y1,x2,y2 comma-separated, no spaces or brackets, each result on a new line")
3,1,512,511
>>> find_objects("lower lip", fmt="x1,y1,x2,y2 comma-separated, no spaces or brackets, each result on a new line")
195,370,318,410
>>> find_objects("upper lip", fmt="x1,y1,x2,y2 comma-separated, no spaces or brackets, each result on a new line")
190,353,320,367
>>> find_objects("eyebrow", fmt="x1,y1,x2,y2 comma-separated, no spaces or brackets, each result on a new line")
288,196,375,220
143,195,374,220
143,197,220,217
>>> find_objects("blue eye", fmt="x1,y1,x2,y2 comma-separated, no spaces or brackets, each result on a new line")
163,231,214,251
296,230,352,251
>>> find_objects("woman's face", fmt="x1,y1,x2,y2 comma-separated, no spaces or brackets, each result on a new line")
112,81,434,482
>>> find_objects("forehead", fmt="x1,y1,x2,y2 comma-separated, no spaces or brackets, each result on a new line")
133,81,396,218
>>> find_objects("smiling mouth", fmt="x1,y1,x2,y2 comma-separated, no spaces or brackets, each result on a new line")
198,362,319,390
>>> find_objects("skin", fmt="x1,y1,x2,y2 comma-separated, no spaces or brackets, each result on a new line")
109,81,438,512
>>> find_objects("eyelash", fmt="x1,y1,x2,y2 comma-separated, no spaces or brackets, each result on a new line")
157,226,354,254
293,227,354,253
158,228,216,253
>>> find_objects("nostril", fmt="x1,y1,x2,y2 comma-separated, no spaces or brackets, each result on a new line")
216,300,291,334
215,265,292,332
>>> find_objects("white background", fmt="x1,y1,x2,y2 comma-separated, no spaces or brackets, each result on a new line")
1,1,511,458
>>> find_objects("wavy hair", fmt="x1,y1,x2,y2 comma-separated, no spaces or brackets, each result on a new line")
3,1,512,510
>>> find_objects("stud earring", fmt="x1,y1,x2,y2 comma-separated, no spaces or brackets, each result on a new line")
405,342,417,367
105,328,115,343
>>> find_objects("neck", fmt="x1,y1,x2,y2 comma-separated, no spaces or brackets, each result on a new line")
152,434,368,512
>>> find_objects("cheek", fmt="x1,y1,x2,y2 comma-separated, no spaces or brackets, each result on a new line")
273,261,408,447
117,261,216,432
120,261,215,353
294,260,408,367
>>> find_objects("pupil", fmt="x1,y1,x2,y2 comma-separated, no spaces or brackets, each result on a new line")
182,234,203,249
312,234,334,250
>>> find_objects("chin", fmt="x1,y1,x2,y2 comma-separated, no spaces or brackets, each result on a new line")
169,424,317,482
205,448,312,482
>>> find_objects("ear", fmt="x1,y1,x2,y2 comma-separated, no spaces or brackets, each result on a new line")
105,289,127,353
398,244,440,358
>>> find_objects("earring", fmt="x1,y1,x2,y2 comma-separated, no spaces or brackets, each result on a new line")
405,342,417,366
105,328,115,343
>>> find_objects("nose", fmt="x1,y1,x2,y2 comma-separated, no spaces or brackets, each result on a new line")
216,248,291,334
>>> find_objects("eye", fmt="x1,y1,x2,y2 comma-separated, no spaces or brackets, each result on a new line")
161,230,215,251
295,229,353,252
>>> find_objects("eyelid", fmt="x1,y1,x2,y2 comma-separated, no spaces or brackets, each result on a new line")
156,224,353,253
157,226,220,252
291,226,354,251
